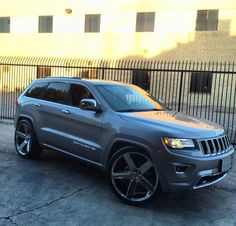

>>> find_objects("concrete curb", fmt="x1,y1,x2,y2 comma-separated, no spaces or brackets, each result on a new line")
0,119,14,125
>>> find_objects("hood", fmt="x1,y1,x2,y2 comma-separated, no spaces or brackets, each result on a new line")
120,110,225,138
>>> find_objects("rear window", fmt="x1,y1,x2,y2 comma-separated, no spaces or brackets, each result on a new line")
42,82,69,104
25,82,48,99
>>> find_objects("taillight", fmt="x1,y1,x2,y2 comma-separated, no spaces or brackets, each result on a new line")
16,99,19,106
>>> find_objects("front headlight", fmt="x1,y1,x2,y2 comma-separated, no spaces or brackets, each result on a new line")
163,138,195,149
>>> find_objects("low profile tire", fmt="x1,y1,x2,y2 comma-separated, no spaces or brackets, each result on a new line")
108,146,161,206
14,119,42,159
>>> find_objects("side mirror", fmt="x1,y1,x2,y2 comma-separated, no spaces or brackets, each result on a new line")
80,99,102,113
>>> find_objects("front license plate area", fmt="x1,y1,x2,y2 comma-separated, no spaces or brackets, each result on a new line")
221,155,233,172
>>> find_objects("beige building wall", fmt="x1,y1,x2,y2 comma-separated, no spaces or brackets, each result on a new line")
0,0,235,61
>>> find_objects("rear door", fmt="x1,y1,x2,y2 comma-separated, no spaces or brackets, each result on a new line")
37,82,70,148
60,83,105,163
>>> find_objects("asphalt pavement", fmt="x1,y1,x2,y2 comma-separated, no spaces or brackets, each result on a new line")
0,122,236,226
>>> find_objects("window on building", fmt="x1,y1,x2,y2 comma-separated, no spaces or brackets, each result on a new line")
136,12,155,32
37,66,51,78
190,72,213,93
38,16,53,33
132,70,150,91
89,70,98,79
80,71,89,78
84,14,100,33
0,17,10,33
195,10,218,31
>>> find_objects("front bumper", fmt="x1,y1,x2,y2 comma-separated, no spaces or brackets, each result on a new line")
157,145,235,193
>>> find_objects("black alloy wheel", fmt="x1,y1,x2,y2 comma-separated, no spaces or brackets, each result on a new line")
15,120,42,159
108,146,160,205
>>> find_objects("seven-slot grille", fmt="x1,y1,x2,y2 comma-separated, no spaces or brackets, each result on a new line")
199,135,231,155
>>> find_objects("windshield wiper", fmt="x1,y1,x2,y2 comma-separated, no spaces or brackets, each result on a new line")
140,108,164,112
118,108,164,112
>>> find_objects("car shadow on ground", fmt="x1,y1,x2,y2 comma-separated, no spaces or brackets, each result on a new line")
38,149,106,180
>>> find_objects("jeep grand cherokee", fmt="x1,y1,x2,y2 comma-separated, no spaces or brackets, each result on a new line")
14,77,234,205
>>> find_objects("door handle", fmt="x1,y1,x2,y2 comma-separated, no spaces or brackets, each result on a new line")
62,109,70,114
35,103,41,107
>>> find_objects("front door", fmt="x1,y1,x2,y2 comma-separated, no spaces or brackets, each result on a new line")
60,83,105,163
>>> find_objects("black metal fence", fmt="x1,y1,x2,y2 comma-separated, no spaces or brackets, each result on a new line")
0,57,235,144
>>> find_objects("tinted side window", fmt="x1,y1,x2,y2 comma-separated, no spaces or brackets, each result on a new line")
42,82,69,104
25,82,48,99
69,84,94,107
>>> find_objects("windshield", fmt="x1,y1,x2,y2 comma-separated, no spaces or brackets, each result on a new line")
96,84,166,112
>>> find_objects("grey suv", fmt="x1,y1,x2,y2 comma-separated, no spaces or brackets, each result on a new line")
14,77,234,205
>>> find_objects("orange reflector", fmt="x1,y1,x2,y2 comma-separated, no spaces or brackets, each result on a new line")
163,138,170,146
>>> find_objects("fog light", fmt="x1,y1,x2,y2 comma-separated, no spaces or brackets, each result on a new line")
176,165,188,174
175,165,190,174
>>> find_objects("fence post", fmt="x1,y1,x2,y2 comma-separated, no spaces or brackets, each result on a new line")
178,71,184,112
102,68,105,80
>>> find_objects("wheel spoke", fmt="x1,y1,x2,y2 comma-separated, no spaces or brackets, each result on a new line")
26,141,30,153
112,171,130,180
16,131,26,139
123,153,136,169
126,180,137,199
19,140,27,151
140,176,155,193
23,124,28,135
139,160,153,175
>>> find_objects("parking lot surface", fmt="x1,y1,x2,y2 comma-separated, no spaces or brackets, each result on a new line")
0,122,236,226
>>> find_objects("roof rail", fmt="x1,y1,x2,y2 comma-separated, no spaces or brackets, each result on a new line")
42,76,81,79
